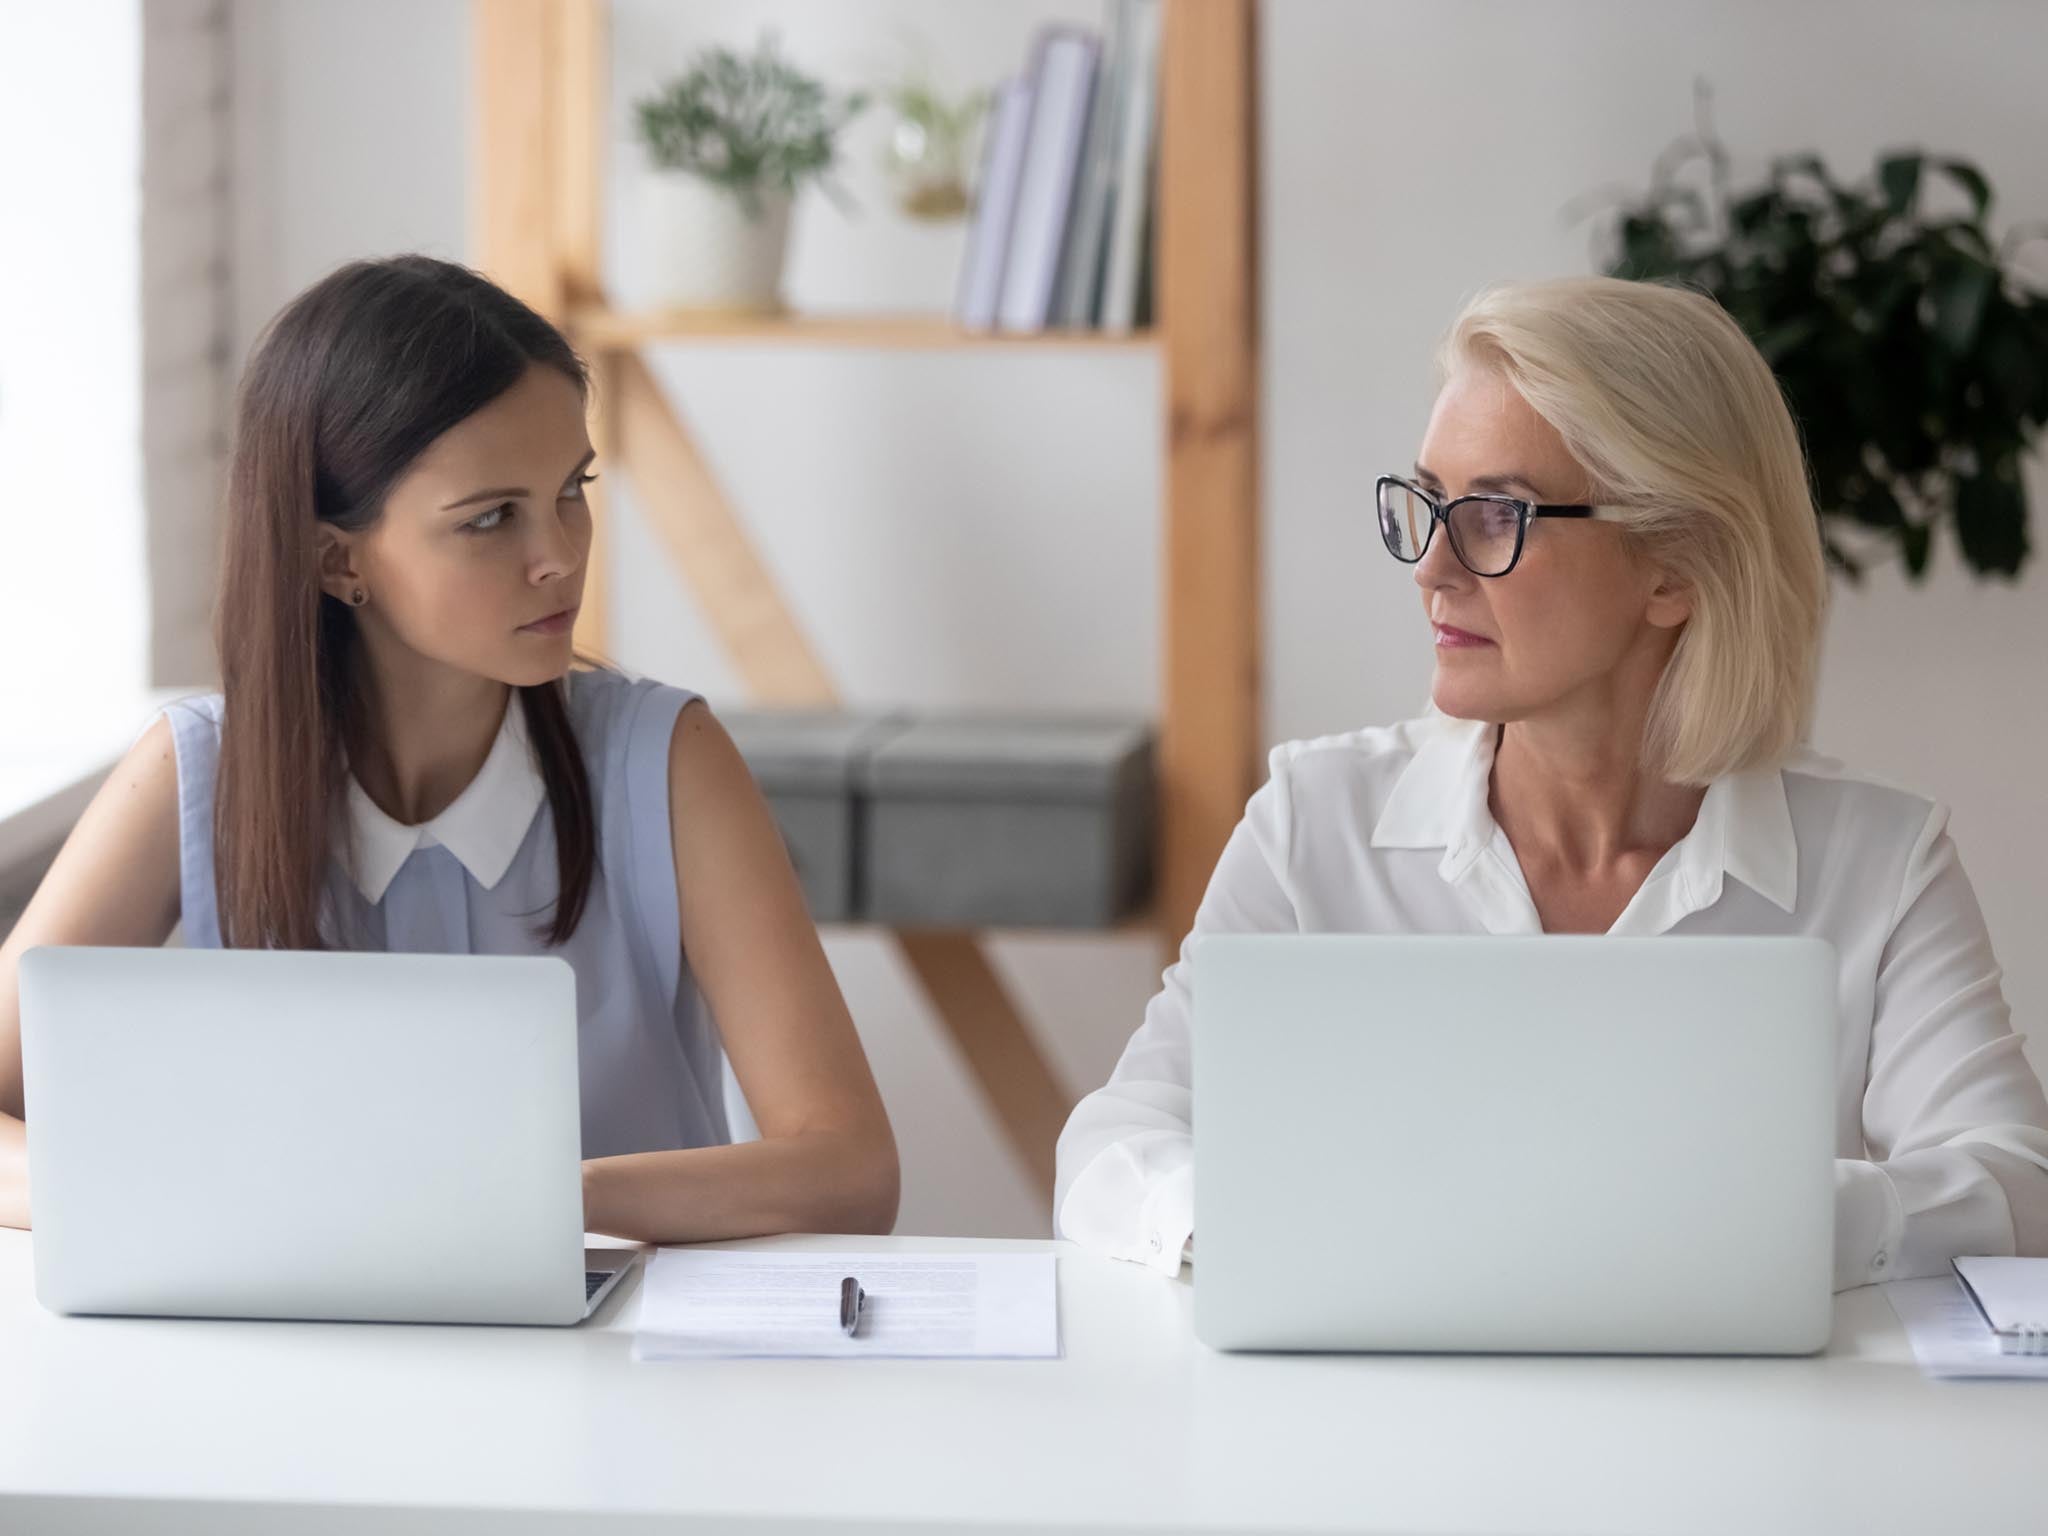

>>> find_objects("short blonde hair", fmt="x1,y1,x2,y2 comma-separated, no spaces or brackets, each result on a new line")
1440,276,1829,785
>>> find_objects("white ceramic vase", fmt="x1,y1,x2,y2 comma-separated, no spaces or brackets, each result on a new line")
638,171,793,313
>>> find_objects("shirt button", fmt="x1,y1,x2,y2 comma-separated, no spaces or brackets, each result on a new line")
1872,1251,1890,1272
1148,1234,1163,1253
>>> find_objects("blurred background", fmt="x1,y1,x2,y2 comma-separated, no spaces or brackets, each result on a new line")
2,0,2045,1239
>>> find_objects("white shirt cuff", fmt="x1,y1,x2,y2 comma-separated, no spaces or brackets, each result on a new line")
1131,1161,1195,1276
1833,1158,1905,1290
1843,1163,1916,1294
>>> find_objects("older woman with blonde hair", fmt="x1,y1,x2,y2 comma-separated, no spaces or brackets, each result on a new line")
1057,275,2048,1291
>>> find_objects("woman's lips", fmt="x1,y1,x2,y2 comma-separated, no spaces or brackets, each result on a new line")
1433,622,1495,649
519,607,577,636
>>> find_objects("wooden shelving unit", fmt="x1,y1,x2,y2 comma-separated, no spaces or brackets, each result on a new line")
473,0,1259,1209
567,306,1158,352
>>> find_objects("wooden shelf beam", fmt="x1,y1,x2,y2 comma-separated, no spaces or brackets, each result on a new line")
569,307,1159,353
1158,0,1261,947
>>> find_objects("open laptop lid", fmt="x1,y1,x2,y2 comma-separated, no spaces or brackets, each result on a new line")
21,947,587,1325
1191,935,1836,1355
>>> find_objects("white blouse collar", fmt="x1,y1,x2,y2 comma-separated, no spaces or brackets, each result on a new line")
1369,714,1798,914
344,696,546,905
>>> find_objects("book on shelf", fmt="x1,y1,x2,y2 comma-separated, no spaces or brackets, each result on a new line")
995,28,1101,334
954,0,1160,336
955,75,1037,332
1053,0,1137,330
1097,0,1160,336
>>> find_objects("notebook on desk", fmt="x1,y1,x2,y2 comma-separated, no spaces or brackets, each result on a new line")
1954,1257,2048,1355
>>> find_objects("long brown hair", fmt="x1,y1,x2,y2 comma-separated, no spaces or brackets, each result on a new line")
214,255,598,949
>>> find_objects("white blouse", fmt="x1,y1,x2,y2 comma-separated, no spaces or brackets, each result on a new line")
1056,714,2048,1291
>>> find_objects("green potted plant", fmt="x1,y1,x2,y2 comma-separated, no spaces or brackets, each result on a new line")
876,75,989,222
633,34,866,313
1594,99,2048,579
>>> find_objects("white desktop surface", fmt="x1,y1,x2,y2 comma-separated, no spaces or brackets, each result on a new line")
3,1230,2045,1535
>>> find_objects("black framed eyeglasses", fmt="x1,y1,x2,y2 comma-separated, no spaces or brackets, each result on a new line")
1375,474,1628,578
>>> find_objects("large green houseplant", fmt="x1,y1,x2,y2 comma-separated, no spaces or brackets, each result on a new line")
1597,109,2048,579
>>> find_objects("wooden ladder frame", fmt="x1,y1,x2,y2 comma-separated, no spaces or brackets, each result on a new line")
472,0,1259,1214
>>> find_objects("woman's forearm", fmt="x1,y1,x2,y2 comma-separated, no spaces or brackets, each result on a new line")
0,1111,902,1241
0,1113,29,1229
582,1127,899,1246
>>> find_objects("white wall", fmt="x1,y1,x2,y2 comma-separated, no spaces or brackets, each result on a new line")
228,0,469,355
0,2,148,729
223,0,2048,1235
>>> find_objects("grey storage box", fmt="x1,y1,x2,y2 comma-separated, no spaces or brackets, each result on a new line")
858,716,1155,929
719,711,906,923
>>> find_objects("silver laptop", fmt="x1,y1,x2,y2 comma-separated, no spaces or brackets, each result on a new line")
1192,935,1836,1355
20,947,636,1325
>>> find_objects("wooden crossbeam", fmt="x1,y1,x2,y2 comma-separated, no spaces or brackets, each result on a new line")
609,351,837,708
893,932,1068,1202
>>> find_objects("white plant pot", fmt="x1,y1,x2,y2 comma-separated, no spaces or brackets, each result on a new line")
638,172,793,314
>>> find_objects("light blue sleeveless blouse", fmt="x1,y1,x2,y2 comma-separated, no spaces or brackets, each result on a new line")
162,668,732,1159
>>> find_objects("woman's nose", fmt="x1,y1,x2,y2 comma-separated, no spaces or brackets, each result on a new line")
1412,516,1467,591
528,509,581,584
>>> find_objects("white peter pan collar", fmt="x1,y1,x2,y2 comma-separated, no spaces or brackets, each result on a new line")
1369,714,1798,915
344,696,547,905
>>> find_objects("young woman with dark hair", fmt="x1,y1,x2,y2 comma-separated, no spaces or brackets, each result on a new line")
0,255,899,1240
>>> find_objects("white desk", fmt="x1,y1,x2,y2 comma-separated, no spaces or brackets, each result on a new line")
2,1230,2043,1535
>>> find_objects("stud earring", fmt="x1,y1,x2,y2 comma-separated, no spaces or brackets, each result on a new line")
350,588,367,608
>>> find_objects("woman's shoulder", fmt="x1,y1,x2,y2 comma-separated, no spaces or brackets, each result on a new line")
159,691,225,729
1240,713,1485,857
563,666,701,740
560,667,707,798
1265,712,1480,799
154,692,227,770
1773,743,1946,857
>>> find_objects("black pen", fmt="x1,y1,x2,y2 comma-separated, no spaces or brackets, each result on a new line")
839,1275,865,1338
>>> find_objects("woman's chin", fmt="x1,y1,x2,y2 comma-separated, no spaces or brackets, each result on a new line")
490,649,576,690
1429,673,1506,723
